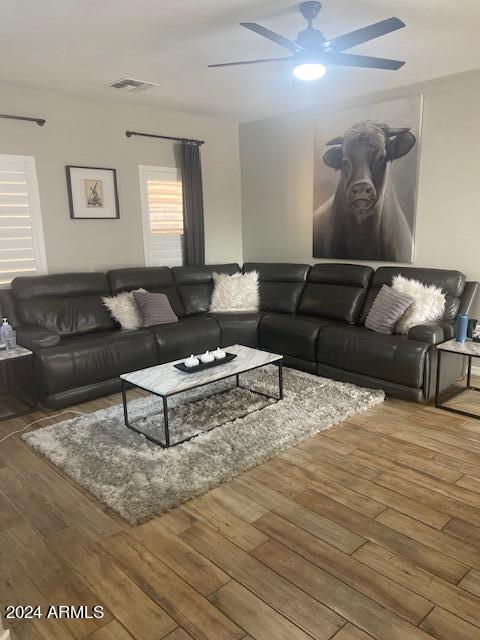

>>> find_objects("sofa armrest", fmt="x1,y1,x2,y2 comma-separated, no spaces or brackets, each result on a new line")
459,281,480,316
438,320,456,340
16,326,61,350
407,323,446,345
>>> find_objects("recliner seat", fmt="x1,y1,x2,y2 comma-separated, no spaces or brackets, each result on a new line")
214,312,262,348
37,329,158,408
152,316,220,363
317,325,428,388
259,314,334,371
242,262,314,356
258,263,374,373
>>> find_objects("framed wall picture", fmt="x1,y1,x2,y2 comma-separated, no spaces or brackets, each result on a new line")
312,95,423,263
66,165,120,219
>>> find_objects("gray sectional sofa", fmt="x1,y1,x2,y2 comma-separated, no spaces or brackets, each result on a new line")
1,262,477,409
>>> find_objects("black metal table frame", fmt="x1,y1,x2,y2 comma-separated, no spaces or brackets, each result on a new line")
121,359,283,448
435,348,480,420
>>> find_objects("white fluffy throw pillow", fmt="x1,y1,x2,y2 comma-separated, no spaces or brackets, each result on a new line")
209,271,259,313
102,288,146,330
392,275,446,334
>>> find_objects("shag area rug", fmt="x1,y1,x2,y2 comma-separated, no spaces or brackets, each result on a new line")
24,366,384,524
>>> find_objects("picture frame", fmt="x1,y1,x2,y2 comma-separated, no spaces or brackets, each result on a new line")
312,95,423,263
66,165,120,219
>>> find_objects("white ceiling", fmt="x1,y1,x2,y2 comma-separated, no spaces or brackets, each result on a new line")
2,0,480,122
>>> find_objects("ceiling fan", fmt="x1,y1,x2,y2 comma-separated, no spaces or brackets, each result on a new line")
209,1,406,81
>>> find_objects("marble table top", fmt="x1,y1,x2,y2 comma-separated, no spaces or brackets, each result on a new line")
0,345,32,361
437,338,480,356
121,344,282,396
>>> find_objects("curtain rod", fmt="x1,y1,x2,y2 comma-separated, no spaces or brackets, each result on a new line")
125,130,204,145
0,113,46,126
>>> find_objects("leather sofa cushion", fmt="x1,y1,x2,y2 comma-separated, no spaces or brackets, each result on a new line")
243,263,310,314
36,329,158,395
210,312,263,348
299,264,374,324
16,297,115,337
259,313,335,362
172,264,239,315
150,315,221,363
317,325,428,388
106,267,185,317
12,272,115,337
16,326,61,350
459,282,480,317
308,264,373,288
12,273,109,300
359,266,467,324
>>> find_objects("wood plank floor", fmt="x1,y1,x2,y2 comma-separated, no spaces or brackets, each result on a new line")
2,386,480,639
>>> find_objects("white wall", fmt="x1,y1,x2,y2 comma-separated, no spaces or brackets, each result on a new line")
0,84,243,273
240,68,480,309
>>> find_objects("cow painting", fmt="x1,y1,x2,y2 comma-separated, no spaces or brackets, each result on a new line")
313,121,417,262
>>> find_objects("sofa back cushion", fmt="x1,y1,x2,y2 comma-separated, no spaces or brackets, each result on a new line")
359,266,467,324
172,264,240,315
298,264,374,324
11,273,115,337
243,263,310,314
106,267,185,317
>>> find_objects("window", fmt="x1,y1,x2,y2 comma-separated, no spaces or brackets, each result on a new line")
139,165,184,267
0,154,47,286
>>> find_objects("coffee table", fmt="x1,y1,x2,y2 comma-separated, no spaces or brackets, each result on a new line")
120,344,283,447
435,338,480,419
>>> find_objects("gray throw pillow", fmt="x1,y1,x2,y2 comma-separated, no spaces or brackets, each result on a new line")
133,291,178,327
365,285,413,335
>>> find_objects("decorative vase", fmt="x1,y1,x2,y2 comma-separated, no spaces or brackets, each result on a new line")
184,354,200,368
200,350,215,364
455,314,468,343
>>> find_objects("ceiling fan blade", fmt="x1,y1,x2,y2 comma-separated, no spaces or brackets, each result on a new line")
323,17,405,52
240,22,305,53
208,56,292,68
323,52,405,70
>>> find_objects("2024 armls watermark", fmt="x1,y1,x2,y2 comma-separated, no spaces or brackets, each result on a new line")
4,605,104,620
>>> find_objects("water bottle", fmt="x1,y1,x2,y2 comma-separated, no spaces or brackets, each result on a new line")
455,313,468,343
0,318,15,349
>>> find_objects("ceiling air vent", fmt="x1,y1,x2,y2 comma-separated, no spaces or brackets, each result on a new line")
108,77,159,92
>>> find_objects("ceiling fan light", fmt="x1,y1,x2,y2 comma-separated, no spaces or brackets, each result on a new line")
293,62,326,81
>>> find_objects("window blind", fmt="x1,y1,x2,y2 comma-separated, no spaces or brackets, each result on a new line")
139,166,184,267
0,155,47,286
147,179,183,235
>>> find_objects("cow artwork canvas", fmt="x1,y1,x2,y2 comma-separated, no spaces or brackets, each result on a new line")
313,95,423,262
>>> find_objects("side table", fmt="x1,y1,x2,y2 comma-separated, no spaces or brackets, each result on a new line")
0,346,38,421
435,338,480,419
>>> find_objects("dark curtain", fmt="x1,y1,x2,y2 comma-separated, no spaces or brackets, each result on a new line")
180,142,205,266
